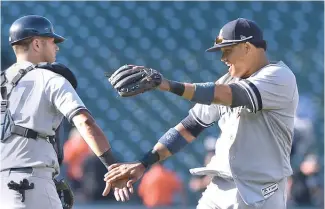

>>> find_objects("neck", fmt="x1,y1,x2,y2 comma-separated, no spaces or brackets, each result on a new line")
16,53,41,65
254,52,269,71
243,51,269,78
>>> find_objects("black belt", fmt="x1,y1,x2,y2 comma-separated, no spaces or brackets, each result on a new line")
2,167,56,179
9,167,33,174
11,125,54,143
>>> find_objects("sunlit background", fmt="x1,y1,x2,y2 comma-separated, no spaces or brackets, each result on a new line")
1,1,324,209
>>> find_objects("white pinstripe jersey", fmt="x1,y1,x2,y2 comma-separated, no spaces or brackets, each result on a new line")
190,61,299,204
0,61,87,174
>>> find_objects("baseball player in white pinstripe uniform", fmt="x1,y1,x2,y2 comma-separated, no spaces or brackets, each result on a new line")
105,18,299,209
0,15,132,209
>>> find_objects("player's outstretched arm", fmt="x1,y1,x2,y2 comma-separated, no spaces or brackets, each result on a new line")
72,110,115,164
107,65,235,107
104,114,207,187
158,78,232,106
72,110,133,201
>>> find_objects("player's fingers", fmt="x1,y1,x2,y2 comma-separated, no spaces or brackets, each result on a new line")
122,187,130,201
104,170,123,181
104,173,125,183
114,188,120,201
104,169,119,180
118,189,126,202
127,179,135,193
106,164,120,174
102,182,111,196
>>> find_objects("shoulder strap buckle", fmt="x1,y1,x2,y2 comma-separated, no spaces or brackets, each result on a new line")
1,100,8,107
5,64,36,98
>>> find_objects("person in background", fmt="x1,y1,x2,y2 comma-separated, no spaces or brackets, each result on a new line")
288,115,323,207
138,163,186,208
63,128,92,190
80,152,117,202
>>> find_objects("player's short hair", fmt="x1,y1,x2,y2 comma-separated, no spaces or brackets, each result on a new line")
249,40,267,51
12,37,34,52
12,36,47,53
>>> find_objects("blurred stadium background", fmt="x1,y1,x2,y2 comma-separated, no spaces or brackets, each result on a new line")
1,1,324,209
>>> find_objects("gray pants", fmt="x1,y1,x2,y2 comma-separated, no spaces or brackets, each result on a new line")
196,176,287,209
0,167,62,209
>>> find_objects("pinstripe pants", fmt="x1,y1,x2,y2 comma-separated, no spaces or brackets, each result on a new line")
196,176,288,209
0,167,62,209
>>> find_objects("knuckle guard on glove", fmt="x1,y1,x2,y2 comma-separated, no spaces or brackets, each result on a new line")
107,65,133,83
110,68,141,86
114,71,145,89
106,66,162,97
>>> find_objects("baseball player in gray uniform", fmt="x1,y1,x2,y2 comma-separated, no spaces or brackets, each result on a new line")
0,15,132,209
104,18,299,209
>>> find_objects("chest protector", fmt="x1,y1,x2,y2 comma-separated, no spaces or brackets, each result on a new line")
0,62,78,165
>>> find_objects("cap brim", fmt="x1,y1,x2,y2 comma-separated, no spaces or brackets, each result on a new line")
52,33,65,43
205,42,238,52
205,36,253,52
43,33,65,43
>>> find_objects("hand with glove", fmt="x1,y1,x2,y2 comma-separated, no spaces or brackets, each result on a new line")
106,65,165,97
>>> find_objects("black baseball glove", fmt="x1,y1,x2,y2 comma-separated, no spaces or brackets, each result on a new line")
54,179,74,209
106,65,162,97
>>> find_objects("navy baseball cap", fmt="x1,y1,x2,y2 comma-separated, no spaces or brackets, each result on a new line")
206,18,264,52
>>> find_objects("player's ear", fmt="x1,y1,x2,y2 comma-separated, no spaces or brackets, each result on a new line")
32,37,45,52
244,42,252,55
32,38,41,52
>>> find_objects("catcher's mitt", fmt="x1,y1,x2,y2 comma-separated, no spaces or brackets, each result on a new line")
54,178,74,209
106,65,162,97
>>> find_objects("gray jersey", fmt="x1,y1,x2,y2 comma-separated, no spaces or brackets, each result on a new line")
190,61,298,204
0,61,87,174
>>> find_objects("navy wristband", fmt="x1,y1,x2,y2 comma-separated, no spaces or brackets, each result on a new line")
158,128,188,154
139,149,160,169
169,80,185,96
98,149,117,169
191,82,215,105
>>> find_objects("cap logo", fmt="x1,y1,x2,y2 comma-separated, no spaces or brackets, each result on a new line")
215,36,223,44
240,35,246,40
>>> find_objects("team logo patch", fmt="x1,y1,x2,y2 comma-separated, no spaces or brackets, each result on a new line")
240,35,247,39
261,183,278,199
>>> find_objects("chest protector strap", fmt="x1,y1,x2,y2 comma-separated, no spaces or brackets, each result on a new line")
1,62,77,165
1,65,37,142
1,62,77,142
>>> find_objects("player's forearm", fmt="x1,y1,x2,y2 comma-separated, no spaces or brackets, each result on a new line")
159,79,232,105
159,79,195,100
72,110,111,156
139,123,197,168
152,143,172,161
73,111,117,167
153,123,196,161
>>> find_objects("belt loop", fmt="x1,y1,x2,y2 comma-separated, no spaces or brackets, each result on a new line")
24,128,28,137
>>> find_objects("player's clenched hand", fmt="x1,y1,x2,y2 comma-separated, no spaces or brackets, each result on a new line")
104,162,146,189
102,178,134,202
105,65,163,97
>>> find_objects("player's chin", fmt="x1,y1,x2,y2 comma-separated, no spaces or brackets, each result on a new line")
229,67,241,78
50,57,56,63
228,66,236,76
